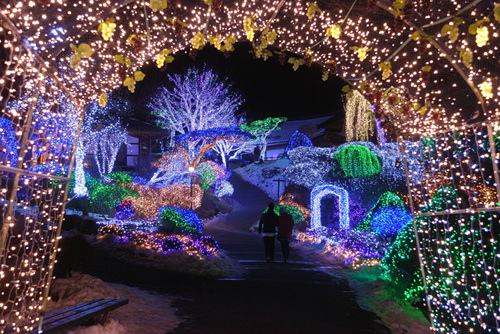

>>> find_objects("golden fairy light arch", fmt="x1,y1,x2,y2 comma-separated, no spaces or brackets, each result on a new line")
0,0,499,332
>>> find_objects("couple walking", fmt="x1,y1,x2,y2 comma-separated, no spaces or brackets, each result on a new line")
258,202,294,263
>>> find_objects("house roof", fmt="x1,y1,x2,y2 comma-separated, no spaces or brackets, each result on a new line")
267,115,335,145
126,118,170,139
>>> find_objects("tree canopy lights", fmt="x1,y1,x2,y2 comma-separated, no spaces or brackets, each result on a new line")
334,144,382,178
311,184,350,230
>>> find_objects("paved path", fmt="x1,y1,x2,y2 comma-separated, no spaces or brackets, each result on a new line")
167,173,390,334
88,173,390,333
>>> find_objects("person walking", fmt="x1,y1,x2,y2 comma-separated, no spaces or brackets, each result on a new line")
277,210,294,263
258,202,279,262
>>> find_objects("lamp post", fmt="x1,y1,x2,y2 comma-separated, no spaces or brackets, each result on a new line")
189,166,195,210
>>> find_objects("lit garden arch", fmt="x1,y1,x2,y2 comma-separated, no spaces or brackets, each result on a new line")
311,184,350,230
0,1,499,333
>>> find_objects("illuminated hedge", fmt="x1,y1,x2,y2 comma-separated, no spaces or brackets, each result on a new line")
356,192,405,233
114,200,135,220
284,130,313,157
159,206,204,235
334,144,381,178
109,171,133,184
86,176,139,215
371,206,412,238
381,222,424,303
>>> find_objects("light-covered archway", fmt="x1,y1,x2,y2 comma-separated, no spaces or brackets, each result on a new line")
311,184,349,230
1,1,499,333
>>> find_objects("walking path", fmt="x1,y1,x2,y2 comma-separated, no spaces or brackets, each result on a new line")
167,174,390,333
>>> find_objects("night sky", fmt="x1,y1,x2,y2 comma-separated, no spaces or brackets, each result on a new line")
133,43,345,123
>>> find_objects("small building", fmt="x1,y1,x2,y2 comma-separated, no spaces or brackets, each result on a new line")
265,113,344,159
115,118,170,173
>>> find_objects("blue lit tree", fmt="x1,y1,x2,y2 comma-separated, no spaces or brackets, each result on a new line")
148,67,243,158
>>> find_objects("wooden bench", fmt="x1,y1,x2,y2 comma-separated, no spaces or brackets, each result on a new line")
30,298,129,333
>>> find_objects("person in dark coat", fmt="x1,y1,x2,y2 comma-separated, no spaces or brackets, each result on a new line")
277,210,294,263
258,202,279,262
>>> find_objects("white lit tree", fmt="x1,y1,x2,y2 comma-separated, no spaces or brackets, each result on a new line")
148,67,243,158
73,93,131,196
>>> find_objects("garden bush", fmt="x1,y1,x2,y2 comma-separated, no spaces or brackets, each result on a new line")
333,144,381,178
158,206,204,235
86,175,139,216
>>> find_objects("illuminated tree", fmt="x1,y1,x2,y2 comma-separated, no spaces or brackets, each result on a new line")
74,95,130,196
240,117,286,161
175,126,254,168
149,67,243,157
147,146,190,187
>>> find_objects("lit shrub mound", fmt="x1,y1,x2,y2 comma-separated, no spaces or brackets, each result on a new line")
334,144,381,178
124,183,203,220
196,160,230,191
371,207,412,238
86,175,139,215
356,192,407,234
108,171,133,184
114,200,135,220
214,181,234,198
381,222,424,303
158,206,204,235
284,130,313,157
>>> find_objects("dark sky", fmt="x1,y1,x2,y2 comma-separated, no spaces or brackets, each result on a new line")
133,43,345,123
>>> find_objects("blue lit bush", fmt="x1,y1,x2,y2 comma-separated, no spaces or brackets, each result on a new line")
285,130,313,157
158,206,204,235
114,200,135,220
371,206,412,238
132,176,148,185
161,235,183,251
356,192,406,233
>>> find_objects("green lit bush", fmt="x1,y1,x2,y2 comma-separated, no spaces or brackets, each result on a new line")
86,175,139,216
158,206,204,235
108,171,133,184
333,144,381,178
196,163,217,191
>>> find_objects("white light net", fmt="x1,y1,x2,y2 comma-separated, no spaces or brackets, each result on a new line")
399,123,500,333
0,20,81,332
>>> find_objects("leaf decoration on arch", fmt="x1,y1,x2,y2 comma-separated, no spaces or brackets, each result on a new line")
306,2,322,20
150,0,168,12
70,43,93,69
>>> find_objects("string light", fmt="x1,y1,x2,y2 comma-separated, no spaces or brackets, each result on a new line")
311,184,349,230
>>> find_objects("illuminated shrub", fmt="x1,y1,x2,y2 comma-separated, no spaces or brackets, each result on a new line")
161,236,183,251
86,176,139,215
356,192,405,233
196,160,229,191
99,224,124,236
159,206,204,235
196,163,217,191
108,171,133,184
199,235,219,251
371,207,412,238
334,144,381,178
285,130,313,157
114,200,135,220
214,181,234,197
381,222,424,303
125,183,204,220
132,176,148,185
